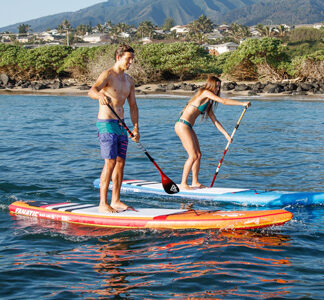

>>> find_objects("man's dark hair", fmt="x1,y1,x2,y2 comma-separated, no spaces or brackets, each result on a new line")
114,44,134,61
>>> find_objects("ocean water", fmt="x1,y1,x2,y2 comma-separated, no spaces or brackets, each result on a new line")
0,94,323,299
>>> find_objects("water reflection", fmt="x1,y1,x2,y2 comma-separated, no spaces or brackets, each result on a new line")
10,216,295,298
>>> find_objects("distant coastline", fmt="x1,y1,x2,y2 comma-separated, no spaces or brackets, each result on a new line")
1,80,323,100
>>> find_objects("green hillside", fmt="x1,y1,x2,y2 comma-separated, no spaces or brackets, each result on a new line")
0,0,322,33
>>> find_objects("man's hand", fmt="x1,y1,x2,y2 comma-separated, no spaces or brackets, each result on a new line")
99,94,111,105
131,128,140,142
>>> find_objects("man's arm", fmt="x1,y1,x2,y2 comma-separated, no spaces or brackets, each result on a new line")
88,70,110,105
127,77,140,142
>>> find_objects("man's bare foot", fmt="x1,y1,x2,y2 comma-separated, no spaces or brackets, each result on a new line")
191,183,208,189
111,200,130,212
98,204,117,213
179,184,193,190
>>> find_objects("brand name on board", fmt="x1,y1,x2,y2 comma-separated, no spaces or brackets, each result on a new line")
15,208,69,221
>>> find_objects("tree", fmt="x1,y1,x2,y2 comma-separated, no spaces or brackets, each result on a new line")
18,24,31,35
96,24,105,33
162,18,175,31
226,23,251,42
137,21,155,39
60,20,72,46
186,15,213,44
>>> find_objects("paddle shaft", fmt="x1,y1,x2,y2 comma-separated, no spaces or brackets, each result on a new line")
210,105,248,187
105,102,165,175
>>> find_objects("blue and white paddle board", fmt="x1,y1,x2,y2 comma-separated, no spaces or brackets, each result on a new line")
93,179,324,207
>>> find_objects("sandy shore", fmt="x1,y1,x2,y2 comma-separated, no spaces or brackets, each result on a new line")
0,83,323,100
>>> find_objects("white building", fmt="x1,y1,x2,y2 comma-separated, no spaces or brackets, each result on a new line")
83,33,110,43
170,25,189,34
205,42,238,55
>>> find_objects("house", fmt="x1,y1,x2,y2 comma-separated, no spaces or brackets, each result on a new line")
205,29,223,40
170,25,189,34
205,42,238,55
119,32,130,38
139,37,152,44
83,33,110,43
16,34,34,43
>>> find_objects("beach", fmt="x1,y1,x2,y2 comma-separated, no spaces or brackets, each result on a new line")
1,81,324,99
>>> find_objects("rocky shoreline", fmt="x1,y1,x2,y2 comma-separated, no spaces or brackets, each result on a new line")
1,73,324,98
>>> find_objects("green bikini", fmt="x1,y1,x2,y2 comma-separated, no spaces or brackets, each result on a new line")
177,101,209,129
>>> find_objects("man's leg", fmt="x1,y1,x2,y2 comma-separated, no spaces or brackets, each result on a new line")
110,156,129,211
99,158,117,213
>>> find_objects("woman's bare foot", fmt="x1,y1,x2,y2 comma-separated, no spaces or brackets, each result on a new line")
179,184,193,190
98,204,117,213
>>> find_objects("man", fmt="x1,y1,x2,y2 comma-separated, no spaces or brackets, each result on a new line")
88,44,140,213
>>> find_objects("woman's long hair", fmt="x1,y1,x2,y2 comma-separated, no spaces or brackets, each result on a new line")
203,75,221,119
181,75,221,119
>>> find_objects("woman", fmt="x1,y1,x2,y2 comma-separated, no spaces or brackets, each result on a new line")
174,75,251,190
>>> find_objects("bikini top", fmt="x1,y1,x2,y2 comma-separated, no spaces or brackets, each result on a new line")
190,100,209,114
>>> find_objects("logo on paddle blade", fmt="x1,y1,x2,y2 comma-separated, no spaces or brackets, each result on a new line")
170,184,179,193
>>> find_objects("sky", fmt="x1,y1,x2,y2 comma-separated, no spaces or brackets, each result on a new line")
0,0,105,28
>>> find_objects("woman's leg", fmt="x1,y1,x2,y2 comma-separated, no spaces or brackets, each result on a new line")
190,131,206,188
175,122,200,189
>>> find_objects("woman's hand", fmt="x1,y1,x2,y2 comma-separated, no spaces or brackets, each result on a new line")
242,101,251,108
225,133,232,143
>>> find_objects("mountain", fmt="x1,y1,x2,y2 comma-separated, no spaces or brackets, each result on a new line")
222,0,324,26
0,0,323,33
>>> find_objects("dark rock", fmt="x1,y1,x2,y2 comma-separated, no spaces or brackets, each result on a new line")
264,83,278,93
300,83,312,91
182,84,195,91
49,81,63,89
32,83,48,90
6,83,15,89
79,85,90,90
234,84,251,91
21,81,31,88
247,91,258,96
223,82,236,90
153,87,166,92
166,83,176,90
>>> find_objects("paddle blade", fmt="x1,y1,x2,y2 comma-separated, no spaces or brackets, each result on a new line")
161,174,179,194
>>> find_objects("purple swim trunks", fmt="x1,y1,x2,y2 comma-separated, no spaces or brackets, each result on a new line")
97,119,128,160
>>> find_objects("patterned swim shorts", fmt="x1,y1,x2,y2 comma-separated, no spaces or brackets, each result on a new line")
96,119,128,160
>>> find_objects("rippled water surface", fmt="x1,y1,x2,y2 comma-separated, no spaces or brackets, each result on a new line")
1,94,323,299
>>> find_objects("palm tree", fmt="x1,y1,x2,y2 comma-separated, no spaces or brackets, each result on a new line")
96,24,105,33
18,24,31,35
137,21,155,39
277,24,288,37
227,23,251,42
76,24,88,36
61,20,72,46
162,18,175,31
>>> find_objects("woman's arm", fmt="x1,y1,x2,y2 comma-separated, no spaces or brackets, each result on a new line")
203,90,250,107
208,110,232,142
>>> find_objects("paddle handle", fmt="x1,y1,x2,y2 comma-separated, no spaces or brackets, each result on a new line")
210,105,248,187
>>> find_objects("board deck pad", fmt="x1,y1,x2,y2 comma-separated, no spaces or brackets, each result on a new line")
93,179,324,207
9,201,293,230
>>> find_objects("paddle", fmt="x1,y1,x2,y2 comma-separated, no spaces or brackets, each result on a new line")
106,102,179,194
210,105,249,187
